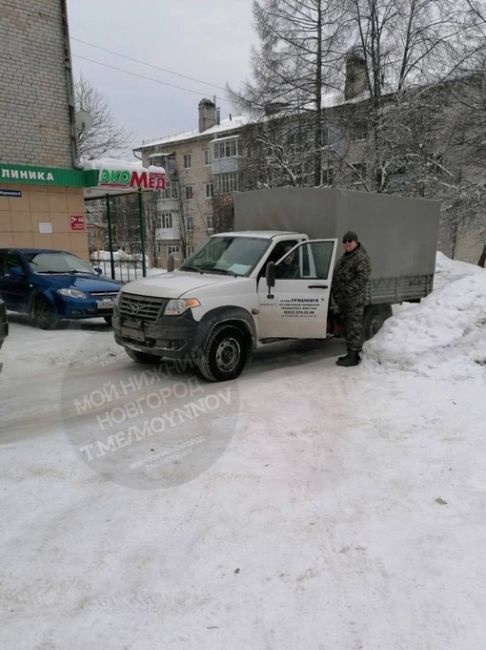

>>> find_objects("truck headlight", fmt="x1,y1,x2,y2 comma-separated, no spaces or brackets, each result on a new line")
164,298,200,316
57,288,87,299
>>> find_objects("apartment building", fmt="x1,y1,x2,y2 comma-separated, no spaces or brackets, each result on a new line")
136,55,485,266
134,99,251,267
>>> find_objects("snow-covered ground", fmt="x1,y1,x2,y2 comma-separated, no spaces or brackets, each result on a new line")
1,254,485,649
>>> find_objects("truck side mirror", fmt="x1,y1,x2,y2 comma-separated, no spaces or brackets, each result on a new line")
167,254,175,272
266,261,276,298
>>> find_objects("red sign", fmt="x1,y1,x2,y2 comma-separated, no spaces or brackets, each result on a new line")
70,215,86,231
98,168,166,191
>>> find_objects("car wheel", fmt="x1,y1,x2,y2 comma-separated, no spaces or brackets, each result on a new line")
363,304,392,340
197,325,248,382
33,297,59,330
125,347,162,364
103,315,112,326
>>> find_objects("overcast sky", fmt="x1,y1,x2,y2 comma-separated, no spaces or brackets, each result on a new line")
66,0,256,153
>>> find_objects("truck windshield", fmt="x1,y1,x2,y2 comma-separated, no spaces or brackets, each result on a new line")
180,236,271,277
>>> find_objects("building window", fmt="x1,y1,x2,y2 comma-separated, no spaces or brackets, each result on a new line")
322,167,334,186
161,182,178,200
321,126,329,147
207,214,214,231
205,183,214,199
183,153,192,169
204,149,212,165
186,245,195,257
185,185,193,200
158,212,173,229
215,172,239,193
213,138,238,159
351,122,368,141
168,245,180,256
351,162,367,183
185,215,194,231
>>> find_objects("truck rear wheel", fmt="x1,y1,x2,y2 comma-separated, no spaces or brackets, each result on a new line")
363,304,392,340
125,347,162,364
198,325,248,382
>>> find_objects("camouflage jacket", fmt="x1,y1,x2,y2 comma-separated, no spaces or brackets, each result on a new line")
331,244,371,305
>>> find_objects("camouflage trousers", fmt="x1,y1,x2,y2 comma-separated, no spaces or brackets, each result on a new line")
338,300,365,352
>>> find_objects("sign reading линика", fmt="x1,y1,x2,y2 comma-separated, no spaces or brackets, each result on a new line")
0,162,96,188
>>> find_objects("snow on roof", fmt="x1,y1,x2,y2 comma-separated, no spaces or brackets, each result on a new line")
80,157,165,175
137,114,253,150
135,91,370,151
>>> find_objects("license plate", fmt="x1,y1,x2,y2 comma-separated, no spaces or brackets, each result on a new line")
121,326,145,342
97,298,114,310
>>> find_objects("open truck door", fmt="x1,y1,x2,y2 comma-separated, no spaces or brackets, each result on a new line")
257,239,338,339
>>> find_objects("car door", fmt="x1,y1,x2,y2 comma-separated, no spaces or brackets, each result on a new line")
0,251,31,312
257,239,338,339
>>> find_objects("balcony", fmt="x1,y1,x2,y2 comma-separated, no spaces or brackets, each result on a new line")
211,136,242,175
212,157,242,175
156,227,179,241
157,198,179,212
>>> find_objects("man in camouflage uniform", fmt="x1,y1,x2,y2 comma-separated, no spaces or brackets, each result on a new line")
331,230,371,367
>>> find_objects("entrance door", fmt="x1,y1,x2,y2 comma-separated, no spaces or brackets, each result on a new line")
257,239,337,339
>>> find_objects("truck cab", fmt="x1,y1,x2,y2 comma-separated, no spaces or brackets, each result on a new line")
113,231,338,381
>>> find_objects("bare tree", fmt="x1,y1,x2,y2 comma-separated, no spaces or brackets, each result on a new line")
75,75,130,159
230,0,347,187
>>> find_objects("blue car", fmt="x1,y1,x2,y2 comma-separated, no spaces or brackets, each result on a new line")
0,248,121,329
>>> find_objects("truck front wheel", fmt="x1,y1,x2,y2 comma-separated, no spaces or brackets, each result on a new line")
363,304,392,340
198,325,248,382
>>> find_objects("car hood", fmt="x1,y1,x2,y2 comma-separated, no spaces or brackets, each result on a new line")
121,271,237,299
34,273,121,293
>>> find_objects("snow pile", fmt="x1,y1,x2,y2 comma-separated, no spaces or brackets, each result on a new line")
364,253,486,382
434,251,485,290
90,249,149,263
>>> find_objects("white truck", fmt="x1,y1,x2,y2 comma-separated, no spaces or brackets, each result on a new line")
113,188,440,381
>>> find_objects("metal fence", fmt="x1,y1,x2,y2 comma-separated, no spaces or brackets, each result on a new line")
90,257,145,283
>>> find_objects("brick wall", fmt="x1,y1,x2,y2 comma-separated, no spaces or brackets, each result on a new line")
0,0,74,167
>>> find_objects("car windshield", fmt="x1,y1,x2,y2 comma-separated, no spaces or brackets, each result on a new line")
180,236,271,277
27,252,95,274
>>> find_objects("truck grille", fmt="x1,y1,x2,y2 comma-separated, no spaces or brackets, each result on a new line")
118,293,168,322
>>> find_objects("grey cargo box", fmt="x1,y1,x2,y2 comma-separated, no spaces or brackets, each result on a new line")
233,187,440,304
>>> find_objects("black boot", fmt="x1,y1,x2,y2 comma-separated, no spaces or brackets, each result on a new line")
336,351,361,367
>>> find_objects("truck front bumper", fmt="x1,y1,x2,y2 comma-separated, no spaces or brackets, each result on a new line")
113,308,208,360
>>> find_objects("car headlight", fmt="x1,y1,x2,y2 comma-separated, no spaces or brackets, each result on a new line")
57,288,87,299
164,298,200,316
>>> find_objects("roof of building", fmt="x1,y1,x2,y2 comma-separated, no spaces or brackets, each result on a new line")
136,114,253,150
135,90,370,152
